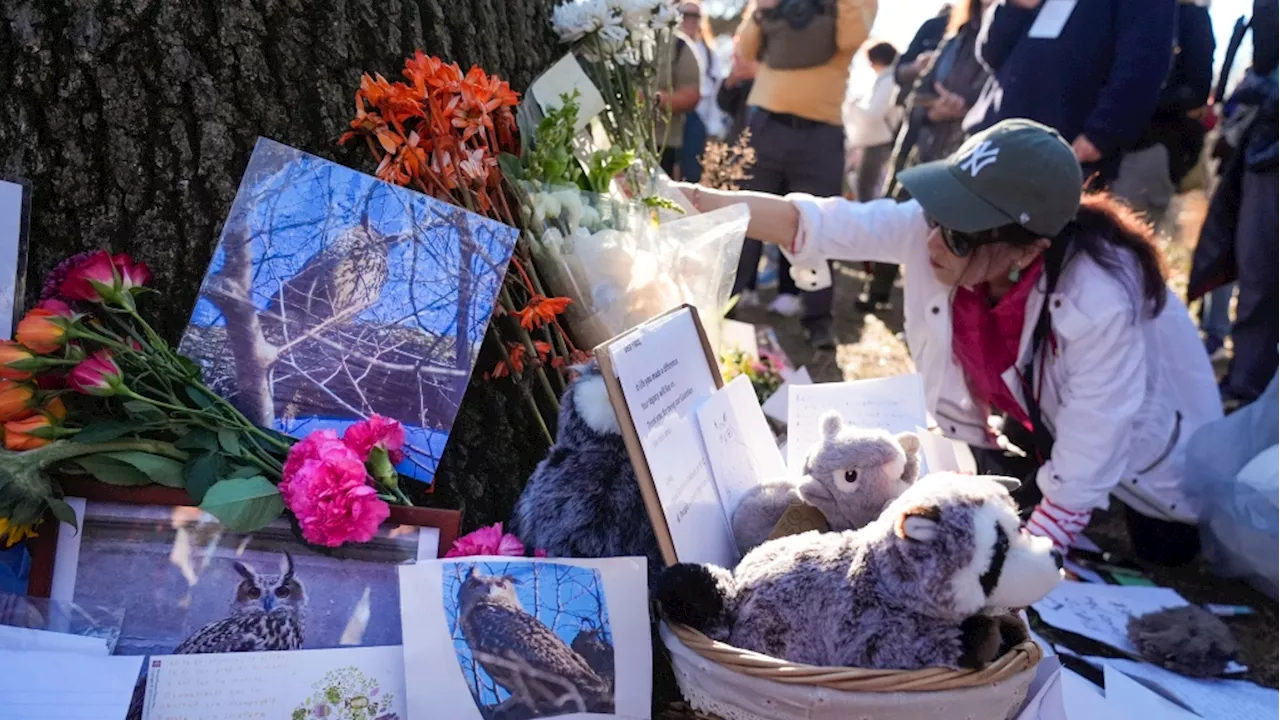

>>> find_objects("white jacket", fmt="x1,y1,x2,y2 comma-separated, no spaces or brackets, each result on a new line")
788,195,1224,522
844,68,902,148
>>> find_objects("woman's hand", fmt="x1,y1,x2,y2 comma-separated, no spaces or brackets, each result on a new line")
672,183,801,250
925,83,968,122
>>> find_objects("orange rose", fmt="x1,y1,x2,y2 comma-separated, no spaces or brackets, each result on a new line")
15,307,68,354
44,396,67,421
0,341,34,381
0,380,36,422
3,413,55,450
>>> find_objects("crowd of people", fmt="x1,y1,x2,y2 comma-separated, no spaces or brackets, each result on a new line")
659,0,1278,566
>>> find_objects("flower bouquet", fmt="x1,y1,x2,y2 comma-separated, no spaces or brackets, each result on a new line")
719,348,787,406
0,252,412,548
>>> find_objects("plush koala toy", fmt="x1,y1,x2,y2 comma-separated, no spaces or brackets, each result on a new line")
731,411,921,554
509,361,663,582
657,472,1064,670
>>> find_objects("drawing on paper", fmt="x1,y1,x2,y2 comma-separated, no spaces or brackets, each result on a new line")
292,665,400,720
178,137,517,486
443,562,615,719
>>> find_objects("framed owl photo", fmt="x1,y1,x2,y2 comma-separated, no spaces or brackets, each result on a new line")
398,557,652,720
176,137,519,489
27,480,457,664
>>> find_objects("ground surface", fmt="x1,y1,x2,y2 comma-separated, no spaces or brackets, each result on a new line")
656,191,1277,718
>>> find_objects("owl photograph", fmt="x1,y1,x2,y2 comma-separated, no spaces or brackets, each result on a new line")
177,138,518,487
46,497,435,714
444,562,616,720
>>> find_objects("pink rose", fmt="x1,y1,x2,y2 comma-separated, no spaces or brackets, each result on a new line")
444,522,535,558
280,430,389,547
343,414,407,463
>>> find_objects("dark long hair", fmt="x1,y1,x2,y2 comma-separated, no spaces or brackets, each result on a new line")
948,0,984,35
1050,192,1169,318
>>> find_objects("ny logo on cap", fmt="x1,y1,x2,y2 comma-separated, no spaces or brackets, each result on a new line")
959,141,1000,178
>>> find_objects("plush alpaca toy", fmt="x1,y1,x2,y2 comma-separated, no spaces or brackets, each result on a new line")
509,362,662,582
730,412,921,554
657,473,1064,670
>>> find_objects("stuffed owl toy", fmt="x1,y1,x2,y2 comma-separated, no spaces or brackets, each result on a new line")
509,361,663,582
658,473,1064,670
730,412,921,554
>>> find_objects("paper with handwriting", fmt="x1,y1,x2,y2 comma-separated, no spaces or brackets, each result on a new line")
696,374,787,519
786,374,928,471
1032,583,1188,655
141,645,405,720
530,53,607,131
1098,658,1278,720
0,649,142,719
762,366,811,424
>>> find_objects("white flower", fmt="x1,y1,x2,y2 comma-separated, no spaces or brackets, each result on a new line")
552,0,608,43
552,189,586,229
579,205,602,232
650,0,678,31
541,226,566,251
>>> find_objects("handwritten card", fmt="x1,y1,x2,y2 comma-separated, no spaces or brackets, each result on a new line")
786,374,928,471
400,557,652,720
141,646,406,720
696,374,788,519
530,53,607,131
0,649,142,719
762,366,811,424
1099,658,1278,720
609,308,738,567
1032,583,1189,656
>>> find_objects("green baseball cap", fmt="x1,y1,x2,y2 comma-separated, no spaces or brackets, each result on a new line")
897,119,1083,238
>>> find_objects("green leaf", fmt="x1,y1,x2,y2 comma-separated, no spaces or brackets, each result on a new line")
498,152,525,182
185,385,214,409
183,452,222,504
73,420,141,443
217,430,242,457
122,400,165,421
47,498,79,530
174,428,218,452
100,451,185,488
199,476,285,533
175,355,204,381
226,465,261,480
74,455,152,486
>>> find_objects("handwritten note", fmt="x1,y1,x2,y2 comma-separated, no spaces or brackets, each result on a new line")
1099,658,1279,720
529,53,607,131
142,646,405,720
609,308,738,567
786,374,928,471
0,649,142,719
696,374,787,519
1032,583,1188,655
762,366,811,424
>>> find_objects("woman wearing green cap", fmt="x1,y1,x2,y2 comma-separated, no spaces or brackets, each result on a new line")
680,119,1222,565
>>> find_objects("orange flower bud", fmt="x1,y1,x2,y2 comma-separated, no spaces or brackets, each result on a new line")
15,308,68,354
0,380,36,422
0,341,35,381
3,414,55,450
44,395,67,421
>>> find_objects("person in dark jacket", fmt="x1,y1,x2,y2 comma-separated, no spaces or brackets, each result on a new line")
894,5,952,106
969,0,1177,188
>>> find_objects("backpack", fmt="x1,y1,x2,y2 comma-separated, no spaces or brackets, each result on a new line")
756,0,838,70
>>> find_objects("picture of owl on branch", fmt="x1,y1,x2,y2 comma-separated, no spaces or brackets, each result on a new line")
444,562,616,720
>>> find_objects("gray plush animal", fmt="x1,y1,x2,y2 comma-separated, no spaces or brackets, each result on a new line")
1128,605,1239,677
510,361,662,582
731,412,921,554
657,473,1064,670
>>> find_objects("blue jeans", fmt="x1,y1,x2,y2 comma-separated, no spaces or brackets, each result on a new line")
1201,283,1235,351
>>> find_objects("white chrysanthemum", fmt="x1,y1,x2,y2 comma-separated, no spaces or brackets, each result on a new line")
552,0,607,42
650,0,678,30
580,205,602,232
613,45,641,65
552,188,586,229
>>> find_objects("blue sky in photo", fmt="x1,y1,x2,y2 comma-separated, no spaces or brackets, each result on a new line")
443,561,612,709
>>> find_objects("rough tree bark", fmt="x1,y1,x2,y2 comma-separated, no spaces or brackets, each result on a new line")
0,0,564,530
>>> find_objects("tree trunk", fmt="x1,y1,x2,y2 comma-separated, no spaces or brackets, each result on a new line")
0,0,565,530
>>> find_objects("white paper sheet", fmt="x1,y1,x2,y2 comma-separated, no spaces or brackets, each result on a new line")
1032,583,1188,655
1097,658,1279,720
786,374,928,471
399,557,652,720
719,318,760,358
0,649,142,719
1103,663,1199,718
142,646,405,720
762,366,811,423
609,308,738,567
0,624,109,655
1027,0,1077,39
1059,668,1114,719
529,53,607,131
696,374,788,520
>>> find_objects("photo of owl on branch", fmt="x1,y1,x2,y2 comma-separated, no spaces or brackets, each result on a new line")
179,138,517,487
444,562,616,720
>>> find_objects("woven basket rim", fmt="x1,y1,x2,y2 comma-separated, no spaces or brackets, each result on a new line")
663,619,1044,693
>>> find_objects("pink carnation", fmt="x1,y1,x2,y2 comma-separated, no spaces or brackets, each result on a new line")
343,414,407,463
280,430,390,547
445,522,538,558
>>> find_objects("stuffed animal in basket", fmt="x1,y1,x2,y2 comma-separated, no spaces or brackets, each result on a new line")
731,412,921,554
657,473,1064,670
509,361,663,582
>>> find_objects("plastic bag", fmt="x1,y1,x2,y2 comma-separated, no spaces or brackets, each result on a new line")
0,590,125,653
1184,374,1279,599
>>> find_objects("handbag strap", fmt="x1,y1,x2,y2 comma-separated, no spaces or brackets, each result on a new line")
1019,243,1068,463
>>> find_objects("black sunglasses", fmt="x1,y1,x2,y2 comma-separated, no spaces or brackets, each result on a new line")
925,216,989,258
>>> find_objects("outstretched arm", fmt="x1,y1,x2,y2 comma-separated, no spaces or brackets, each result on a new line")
680,185,800,248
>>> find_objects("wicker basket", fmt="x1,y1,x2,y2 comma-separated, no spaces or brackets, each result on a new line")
660,620,1043,720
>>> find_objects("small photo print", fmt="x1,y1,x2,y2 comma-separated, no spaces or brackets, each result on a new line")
444,561,616,719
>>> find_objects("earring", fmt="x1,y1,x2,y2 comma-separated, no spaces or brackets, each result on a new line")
1008,265,1022,283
